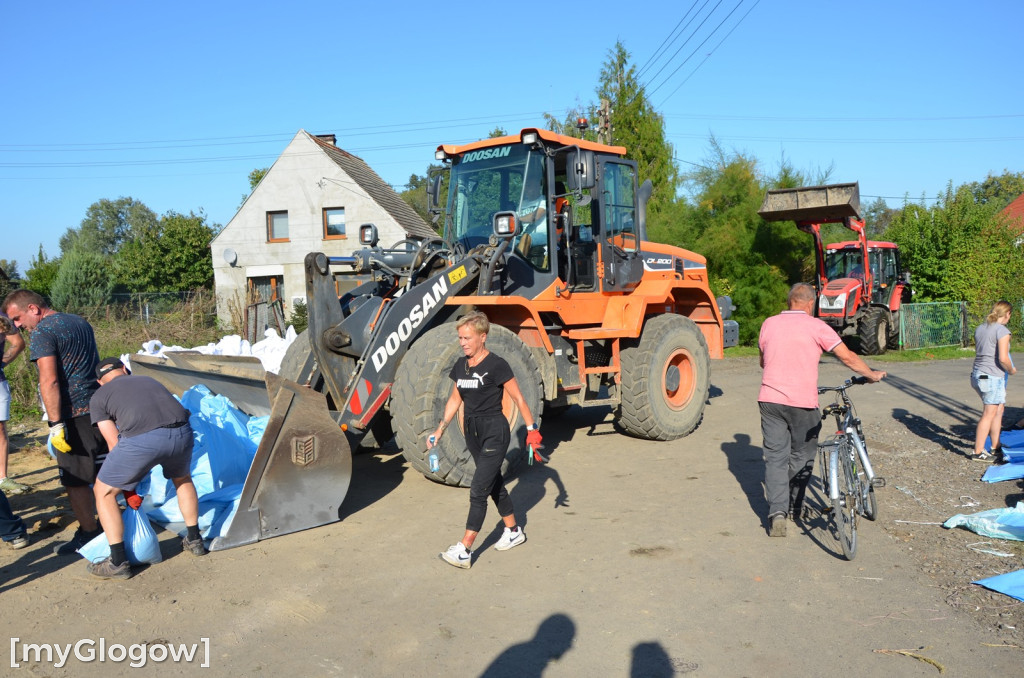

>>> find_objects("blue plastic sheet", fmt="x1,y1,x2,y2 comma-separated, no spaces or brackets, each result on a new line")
944,502,1024,541
982,462,1024,483
986,429,1024,451
79,385,265,565
974,569,1024,602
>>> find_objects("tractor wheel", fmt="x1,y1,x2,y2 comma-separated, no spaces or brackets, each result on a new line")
392,324,543,487
858,308,888,356
617,315,711,440
886,310,901,350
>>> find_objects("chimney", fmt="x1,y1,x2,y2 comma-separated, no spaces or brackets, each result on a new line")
315,133,337,146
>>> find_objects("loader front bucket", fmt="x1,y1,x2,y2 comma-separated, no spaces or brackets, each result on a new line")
758,182,861,223
130,353,352,551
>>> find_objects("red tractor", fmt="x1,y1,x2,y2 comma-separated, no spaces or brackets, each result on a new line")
759,182,911,354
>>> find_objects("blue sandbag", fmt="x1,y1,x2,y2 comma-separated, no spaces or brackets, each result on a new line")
78,507,163,565
944,502,1024,541
974,569,1024,602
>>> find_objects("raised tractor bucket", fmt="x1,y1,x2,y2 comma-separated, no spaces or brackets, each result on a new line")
758,182,861,223
130,352,352,551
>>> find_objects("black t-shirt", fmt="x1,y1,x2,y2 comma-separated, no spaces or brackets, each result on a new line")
29,313,100,418
448,352,514,417
89,375,190,438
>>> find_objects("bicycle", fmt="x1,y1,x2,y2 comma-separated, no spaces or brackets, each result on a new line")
816,376,886,560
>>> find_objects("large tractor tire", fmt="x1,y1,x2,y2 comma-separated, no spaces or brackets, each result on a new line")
858,308,888,356
617,314,711,440
392,324,543,487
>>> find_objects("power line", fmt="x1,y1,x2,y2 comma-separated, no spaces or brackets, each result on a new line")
645,0,746,101
635,1,705,81
658,0,761,107
641,0,726,96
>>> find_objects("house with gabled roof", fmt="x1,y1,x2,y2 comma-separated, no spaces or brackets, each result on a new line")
1004,193,1024,232
211,129,436,328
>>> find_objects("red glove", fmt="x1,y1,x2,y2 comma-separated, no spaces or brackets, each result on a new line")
526,429,547,463
123,490,143,510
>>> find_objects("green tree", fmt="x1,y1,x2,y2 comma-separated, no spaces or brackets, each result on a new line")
965,170,1024,211
0,259,19,298
861,197,898,237
115,211,217,292
883,182,1024,310
59,197,158,256
241,167,271,207
596,41,679,223
668,141,791,344
49,249,113,314
21,246,60,299
398,167,443,228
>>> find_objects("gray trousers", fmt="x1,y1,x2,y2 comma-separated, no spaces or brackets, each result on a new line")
759,401,822,517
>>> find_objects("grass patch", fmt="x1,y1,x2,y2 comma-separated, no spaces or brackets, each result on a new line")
726,343,977,362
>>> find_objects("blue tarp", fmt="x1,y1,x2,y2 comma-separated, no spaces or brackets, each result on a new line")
986,429,1024,451
974,570,1024,603
982,462,1024,483
78,386,266,562
944,502,1024,541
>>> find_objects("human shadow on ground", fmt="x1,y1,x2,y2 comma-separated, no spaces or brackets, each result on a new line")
791,478,850,561
479,613,575,678
475,461,569,554
892,407,975,457
884,373,978,428
720,433,768,527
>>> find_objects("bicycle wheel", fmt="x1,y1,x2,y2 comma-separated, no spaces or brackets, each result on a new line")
862,483,878,522
832,439,859,560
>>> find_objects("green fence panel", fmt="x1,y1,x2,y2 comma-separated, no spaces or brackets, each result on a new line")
899,302,966,350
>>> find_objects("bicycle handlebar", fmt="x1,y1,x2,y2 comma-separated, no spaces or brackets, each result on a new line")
818,375,871,394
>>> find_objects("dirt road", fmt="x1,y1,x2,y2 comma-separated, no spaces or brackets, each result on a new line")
2,355,1022,676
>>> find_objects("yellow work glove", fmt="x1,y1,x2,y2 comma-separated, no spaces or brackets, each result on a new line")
48,421,72,453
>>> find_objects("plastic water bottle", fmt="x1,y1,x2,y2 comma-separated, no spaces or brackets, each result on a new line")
428,436,440,472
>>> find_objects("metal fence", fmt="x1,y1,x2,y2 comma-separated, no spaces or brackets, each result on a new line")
899,300,1024,350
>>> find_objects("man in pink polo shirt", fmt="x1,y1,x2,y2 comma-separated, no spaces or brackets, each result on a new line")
759,283,886,538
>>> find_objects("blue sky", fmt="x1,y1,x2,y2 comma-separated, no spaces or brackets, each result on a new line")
2,1,1022,275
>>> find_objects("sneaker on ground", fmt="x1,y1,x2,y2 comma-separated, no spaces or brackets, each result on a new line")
87,557,132,580
439,543,472,569
182,536,207,557
768,513,787,537
494,526,526,551
53,527,103,556
8,533,29,549
0,477,32,495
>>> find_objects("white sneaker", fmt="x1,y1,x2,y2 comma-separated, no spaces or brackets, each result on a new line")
494,526,526,551
440,543,472,569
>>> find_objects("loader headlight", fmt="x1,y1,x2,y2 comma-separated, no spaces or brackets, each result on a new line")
493,211,519,237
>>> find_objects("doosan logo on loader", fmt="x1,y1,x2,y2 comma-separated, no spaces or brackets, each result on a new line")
370,277,450,372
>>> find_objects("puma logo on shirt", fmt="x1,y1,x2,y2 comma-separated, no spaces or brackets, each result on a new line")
456,372,488,389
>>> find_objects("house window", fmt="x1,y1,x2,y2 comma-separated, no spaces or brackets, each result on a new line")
267,211,289,242
249,275,285,303
323,207,346,239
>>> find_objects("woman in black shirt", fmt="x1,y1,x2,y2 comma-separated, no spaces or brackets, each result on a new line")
429,311,542,569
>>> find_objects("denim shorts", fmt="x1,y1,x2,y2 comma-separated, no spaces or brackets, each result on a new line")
972,370,1007,406
0,380,9,421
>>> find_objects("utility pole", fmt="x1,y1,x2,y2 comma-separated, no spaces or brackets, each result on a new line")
597,98,612,145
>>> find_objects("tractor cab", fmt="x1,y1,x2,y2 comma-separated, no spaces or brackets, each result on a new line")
434,129,648,297
825,241,905,308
